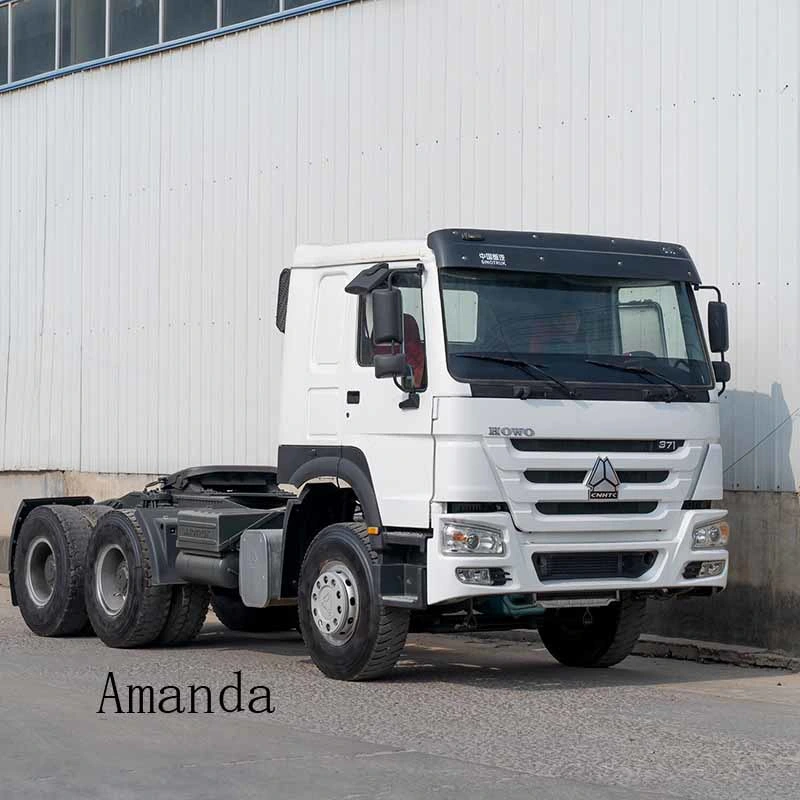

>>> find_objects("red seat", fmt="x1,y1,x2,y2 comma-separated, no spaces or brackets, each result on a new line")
373,313,425,388
403,314,425,388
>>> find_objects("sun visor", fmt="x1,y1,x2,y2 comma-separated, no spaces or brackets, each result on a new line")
427,229,701,284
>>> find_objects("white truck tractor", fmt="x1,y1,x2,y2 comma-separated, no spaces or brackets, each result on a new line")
1,229,732,680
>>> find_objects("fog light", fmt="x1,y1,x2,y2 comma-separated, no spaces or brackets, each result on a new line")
456,567,508,586
442,522,505,555
692,520,729,550
683,560,726,579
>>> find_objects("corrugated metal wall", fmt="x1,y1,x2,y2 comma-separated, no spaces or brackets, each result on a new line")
0,0,798,490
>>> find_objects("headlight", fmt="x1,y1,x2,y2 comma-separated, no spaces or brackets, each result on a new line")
441,522,505,555
692,520,730,550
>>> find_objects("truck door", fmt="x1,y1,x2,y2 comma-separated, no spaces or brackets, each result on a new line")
342,264,434,530
305,271,348,443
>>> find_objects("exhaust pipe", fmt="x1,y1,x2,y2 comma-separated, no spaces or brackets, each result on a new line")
175,551,238,589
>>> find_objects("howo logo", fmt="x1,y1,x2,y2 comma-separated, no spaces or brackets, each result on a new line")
488,427,535,437
585,457,621,500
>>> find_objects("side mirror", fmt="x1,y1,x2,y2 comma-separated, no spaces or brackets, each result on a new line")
372,288,403,344
707,301,729,353
374,352,407,379
712,360,731,383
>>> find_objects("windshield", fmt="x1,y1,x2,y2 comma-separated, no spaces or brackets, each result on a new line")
440,269,713,389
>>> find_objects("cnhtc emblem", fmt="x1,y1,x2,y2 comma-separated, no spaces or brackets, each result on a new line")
586,457,621,500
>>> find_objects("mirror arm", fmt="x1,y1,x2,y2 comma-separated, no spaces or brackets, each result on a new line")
697,284,722,302
717,358,728,396
697,284,729,395
399,391,420,410
394,367,420,410
387,262,425,288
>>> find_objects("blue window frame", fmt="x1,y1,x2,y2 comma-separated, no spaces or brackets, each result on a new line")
0,0,356,93
164,0,217,42
11,0,56,82
223,0,279,27
60,0,106,67
0,6,8,84
109,0,158,56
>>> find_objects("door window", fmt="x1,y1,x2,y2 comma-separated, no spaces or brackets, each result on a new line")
357,274,427,390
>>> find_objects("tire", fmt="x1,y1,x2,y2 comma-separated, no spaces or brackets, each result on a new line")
159,584,210,645
84,510,172,648
297,522,410,681
76,504,114,527
12,505,94,637
211,589,298,633
539,596,646,668
74,505,115,638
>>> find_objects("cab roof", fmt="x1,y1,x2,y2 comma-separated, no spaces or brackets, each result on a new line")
292,240,429,268
292,229,701,284
427,229,701,284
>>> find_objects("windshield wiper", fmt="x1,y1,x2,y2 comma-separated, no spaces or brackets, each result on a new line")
584,359,692,401
457,353,579,398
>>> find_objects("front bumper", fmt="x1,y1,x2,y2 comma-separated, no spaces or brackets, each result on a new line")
425,508,729,605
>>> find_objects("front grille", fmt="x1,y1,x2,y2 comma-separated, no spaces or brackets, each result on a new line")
533,551,657,581
446,502,509,514
525,470,586,484
618,470,669,484
536,501,658,515
511,438,684,453
525,469,668,484
682,500,712,510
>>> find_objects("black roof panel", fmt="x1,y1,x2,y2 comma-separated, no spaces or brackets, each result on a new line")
427,228,701,283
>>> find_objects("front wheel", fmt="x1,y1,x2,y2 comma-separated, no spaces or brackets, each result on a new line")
298,522,409,681
539,596,646,668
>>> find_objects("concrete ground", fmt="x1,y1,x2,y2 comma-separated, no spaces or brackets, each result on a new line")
1,587,798,800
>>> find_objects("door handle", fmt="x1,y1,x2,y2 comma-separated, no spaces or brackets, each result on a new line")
346,391,360,405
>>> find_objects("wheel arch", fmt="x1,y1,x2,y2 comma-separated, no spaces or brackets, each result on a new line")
276,447,382,598
277,444,382,526
4,496,94,606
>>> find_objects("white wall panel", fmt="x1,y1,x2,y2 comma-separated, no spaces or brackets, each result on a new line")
0,0,798,491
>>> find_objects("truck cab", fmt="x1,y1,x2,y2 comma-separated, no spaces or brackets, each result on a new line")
4,228,731,681
278,229,730,607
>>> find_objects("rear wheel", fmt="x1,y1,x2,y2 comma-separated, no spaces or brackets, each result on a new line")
298,522,409,681
84,510,171,648
159,584,211,645
211,589,298,633
76,504,114,527
539,596,646,668
75,505,115,636
12,505,93,637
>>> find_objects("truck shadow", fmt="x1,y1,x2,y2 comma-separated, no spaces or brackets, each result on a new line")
720,383,796,491
193,620,306,658
193,623,790,690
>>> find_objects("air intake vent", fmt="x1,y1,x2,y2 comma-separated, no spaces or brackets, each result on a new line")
512,439,684,453
525,470,668,484
618,470,669,484
446,502,509,514
682,500,713,510
533,551,658,581
525,470,586,484
536,501,658,515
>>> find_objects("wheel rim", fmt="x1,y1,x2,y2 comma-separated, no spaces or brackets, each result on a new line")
95,543,129,617
25,536,56,607
310,561,359,646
